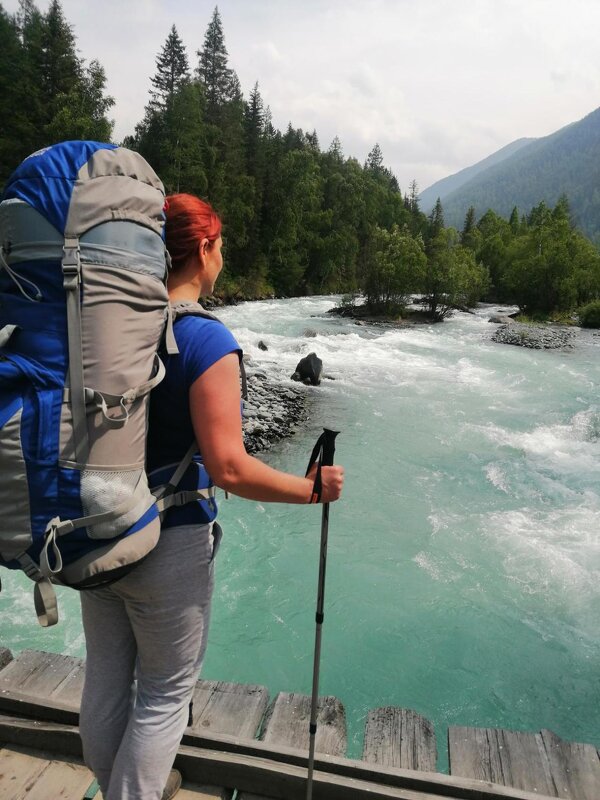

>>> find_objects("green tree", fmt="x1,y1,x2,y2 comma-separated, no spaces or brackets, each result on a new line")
461,205,481,251
46,59,114,142
423,228,489,319
364,224,426,313
150,25,189,112
0,5,28,183
196,6,239,124
41,0,81,125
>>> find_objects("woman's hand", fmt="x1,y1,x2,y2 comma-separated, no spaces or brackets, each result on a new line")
306,464,345,503
191,354,345,504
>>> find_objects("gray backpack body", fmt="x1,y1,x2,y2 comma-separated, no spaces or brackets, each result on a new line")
0,141,175,625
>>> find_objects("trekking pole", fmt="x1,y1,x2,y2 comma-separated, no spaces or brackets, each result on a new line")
305,428,339,800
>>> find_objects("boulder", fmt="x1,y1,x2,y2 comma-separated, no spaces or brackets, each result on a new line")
258,340,268,351
291,352,323,385
488,315,513,324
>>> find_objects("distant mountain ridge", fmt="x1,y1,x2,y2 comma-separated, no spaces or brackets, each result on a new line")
420,107,600,246
419,137,535,211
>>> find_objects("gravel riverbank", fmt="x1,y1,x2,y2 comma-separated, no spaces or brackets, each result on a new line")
491,322,575,349
242,362,309,453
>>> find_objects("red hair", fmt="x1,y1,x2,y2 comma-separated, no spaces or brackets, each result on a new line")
164,193,222,270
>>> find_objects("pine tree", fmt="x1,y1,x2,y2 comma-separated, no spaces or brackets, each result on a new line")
150,25,189,111
41,0,81,122
429,197,445,237
196,6,239,123
408,179,419,212
244,81,264,175
0,6,28,182
365,143,384,173
328,136,343,162
461,206,476,242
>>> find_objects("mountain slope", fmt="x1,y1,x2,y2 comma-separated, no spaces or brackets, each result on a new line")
419,137,535,212
438,107,600,244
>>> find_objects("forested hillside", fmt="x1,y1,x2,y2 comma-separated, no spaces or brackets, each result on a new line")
419,137,534,213
440,108,600,245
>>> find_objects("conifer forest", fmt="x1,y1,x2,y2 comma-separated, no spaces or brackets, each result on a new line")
2,1,600,319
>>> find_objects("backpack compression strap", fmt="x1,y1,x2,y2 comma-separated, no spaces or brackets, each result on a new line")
63,236,89,463
152,441,216,521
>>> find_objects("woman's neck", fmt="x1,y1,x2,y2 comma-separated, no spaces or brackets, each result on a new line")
168,284,201,302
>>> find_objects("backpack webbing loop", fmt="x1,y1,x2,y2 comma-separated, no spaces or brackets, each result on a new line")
34,579,59,627
16,553,59,627
63,236,89,463
61,355,166,429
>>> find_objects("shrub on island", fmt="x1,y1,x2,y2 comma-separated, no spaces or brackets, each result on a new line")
578,301,600,328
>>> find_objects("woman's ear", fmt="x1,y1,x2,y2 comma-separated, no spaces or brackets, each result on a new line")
197,237,210,267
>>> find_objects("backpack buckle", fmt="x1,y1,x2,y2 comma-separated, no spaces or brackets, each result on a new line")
62,237,81,288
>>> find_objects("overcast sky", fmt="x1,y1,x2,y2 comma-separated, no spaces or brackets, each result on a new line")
5,0,600,192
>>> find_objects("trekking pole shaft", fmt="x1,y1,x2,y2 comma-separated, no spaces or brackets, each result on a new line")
306,429,338,800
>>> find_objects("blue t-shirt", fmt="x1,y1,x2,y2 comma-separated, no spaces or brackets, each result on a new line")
147,314,241,526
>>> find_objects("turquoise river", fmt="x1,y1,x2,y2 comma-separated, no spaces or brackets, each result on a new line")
1,296,599,769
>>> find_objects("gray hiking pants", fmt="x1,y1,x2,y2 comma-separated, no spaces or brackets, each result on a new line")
79,522,219,800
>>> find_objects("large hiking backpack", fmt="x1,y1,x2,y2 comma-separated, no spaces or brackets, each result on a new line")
0,141,173,626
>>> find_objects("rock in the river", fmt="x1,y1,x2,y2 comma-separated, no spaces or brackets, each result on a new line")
258,340,268,351
492,322,574,349
488,314,514,324
290,352,323,385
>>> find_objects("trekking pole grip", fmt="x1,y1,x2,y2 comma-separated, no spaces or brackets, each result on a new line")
321,428,339,468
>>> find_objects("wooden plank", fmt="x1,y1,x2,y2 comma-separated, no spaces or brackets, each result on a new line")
0,650,81,698
260,692,347,754
363,707,437,772
50,658,85,706
240,692,347,800
539,729,600,800
190,679,269,739
449,726,600,799
0,710,565,800
449,727,555,794
0,648,13,671
8,747,93,800
0,744,49,797
0,650,47,690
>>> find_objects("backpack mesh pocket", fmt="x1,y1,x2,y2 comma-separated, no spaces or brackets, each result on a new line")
80,468,154,540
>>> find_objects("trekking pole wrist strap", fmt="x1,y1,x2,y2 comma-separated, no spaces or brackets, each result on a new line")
305,428,339,503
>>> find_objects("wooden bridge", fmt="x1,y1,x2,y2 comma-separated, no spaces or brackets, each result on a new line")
0,647,598,799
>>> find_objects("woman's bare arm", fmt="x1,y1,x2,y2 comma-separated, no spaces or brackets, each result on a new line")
190,353,343,503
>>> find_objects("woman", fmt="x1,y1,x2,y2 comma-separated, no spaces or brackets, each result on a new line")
79,193,344,800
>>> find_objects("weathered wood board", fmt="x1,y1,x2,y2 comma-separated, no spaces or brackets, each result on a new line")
0,712,566,800
190,679,269,739
239,692,347,800
260,692,347,754
0,744,92,800
0,649,82,708
448,726,600,800
363,707,437,772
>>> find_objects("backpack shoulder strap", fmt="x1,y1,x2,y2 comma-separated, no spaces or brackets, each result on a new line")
168,300,247,400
